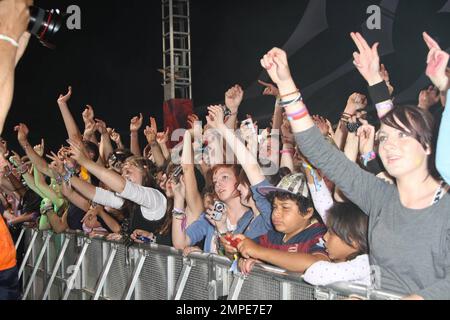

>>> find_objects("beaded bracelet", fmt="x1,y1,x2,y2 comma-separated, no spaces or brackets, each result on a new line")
279,93,303,107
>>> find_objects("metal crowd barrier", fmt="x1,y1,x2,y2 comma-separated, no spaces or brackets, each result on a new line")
17,227,404,300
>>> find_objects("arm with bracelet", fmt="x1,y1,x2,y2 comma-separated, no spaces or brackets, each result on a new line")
260,46,389,215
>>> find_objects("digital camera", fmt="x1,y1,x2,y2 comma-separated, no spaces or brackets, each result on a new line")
211,201,226,221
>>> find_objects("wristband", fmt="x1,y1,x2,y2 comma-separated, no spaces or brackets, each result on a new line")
280,89,300,99
0,34,19,47
368,81,391,104
360,151,377,167
279,93,303,107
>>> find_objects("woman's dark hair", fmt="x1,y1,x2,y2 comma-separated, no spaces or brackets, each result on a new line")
380,105,439,179
268,191,314,216
83,141,100,163
238,169,252,203
326,202,368,260
120,157,167,234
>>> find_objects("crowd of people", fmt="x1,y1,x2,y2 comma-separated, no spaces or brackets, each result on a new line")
1,0,450,301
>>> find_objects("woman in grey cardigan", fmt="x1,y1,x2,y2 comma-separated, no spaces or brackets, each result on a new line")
257,31,450,299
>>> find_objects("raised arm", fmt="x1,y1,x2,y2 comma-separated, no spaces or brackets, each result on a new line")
224,85,243,130
144,117,165,167
423,32,450,184
130,113,143,157
258,80,282,130
56,86,83,141
0,0,32,134
207,105,265,186
96,119,113,163
260,46,389,215
15,124,55,178
181,130,204,219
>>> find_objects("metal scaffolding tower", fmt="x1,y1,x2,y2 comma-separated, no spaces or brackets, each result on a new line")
161,0,192,101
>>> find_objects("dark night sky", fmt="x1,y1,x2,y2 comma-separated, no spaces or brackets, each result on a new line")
3,0,450,153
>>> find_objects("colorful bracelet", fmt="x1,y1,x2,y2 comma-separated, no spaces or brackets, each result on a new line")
361,151,377,167
287,109,309,121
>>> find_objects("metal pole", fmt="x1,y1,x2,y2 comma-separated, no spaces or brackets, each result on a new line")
15,227,25,250
122,249,146,300
42,235,71,300
93,244,118,300
62,238,90,300
22,232,52,300
18,229,39,279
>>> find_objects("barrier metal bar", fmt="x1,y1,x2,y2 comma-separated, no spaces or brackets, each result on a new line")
93,244,119,300
18,229,38,279
15,228,25,250
227,274,245,301
173,259,194,300
281,282,292,300
41,235,71,300
22,231,52,300
167,255,176,299
62,238,91,300
122,250,146,300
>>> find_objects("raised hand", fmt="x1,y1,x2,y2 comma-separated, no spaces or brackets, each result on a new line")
258,80,280,97
144,117,158,144
33,139,45,157
156,128,170,145
418,85,440,110
130,113,144,133
346,93,368,115
225,85,244,113
14,123,29,144
206,105,225,129
312,115,331,137
82,105,95,124
423,32,449,92
68,138,90,165
83,121,96,137
95,119,108,135
57,86,72,105
350,32,382,85
260,48,293,86
108,128,122,144
357,120,376,156
47,151,65,175
187,114,199,129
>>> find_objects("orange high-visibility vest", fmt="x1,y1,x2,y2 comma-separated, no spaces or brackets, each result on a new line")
0,218,16,271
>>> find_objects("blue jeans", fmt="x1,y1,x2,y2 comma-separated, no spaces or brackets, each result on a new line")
0,266,19,300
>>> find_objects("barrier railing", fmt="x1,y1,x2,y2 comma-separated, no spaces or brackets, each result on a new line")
17,227,404,300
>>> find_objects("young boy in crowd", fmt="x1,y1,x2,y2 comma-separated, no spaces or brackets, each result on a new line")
231,173,329,274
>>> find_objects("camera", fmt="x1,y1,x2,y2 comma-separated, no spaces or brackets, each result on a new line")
346,120,362,133
28,6,67,49
171,166,183,183
221,105,232,118
211,201,226,221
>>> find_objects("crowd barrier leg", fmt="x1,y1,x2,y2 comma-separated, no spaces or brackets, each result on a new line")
173,259,194,300
62,238,91,300
227,274,245,301
93,244,119,300
281,282,292,300
167,256,176,300
41,235,71,300
18,229,38,280
122,249,146,300
22,231,52,300
15,228,25,250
